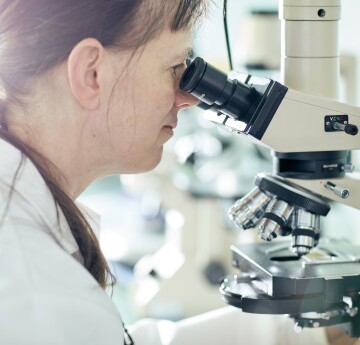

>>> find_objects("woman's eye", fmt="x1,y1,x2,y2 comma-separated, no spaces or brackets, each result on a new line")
171,51,194,79
172,63,185,78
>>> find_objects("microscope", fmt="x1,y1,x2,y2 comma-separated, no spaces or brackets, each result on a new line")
180,0,360,337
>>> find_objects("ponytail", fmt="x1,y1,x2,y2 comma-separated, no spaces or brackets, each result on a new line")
0,120,114,289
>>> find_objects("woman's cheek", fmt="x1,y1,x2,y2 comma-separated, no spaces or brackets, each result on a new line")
154,92,175,114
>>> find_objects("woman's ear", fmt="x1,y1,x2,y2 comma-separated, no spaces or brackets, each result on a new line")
67,38,105,110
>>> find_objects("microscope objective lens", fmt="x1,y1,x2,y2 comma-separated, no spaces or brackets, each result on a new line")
228,187,271,230
257,199,294,241
291,209,319,255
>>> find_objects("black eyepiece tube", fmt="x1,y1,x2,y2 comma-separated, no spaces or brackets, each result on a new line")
179,57,256,122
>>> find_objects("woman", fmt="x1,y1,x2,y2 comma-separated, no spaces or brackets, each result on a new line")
0,1,201,344
0,1,357,344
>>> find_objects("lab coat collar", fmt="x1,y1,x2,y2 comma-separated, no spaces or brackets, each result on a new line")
0,137,92,256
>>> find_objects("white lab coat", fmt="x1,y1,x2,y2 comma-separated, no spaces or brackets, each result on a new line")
0,138,329,345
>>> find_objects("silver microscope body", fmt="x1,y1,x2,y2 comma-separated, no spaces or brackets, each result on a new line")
180,0,360,336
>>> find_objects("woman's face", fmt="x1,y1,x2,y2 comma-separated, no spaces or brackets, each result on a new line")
98,29,198,174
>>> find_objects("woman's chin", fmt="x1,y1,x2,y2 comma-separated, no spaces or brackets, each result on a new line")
132,148,164,174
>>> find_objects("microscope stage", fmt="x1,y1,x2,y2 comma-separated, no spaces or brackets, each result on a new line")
220,240,360,314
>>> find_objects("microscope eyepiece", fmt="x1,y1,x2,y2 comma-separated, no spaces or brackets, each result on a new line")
180,57,257,123
179,57,206,93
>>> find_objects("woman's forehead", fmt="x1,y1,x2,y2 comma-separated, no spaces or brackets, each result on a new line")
147,29,193,56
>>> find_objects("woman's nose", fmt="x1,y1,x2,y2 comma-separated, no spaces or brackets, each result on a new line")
174,90,199,110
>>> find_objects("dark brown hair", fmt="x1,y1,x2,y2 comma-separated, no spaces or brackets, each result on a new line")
0,0,207,288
